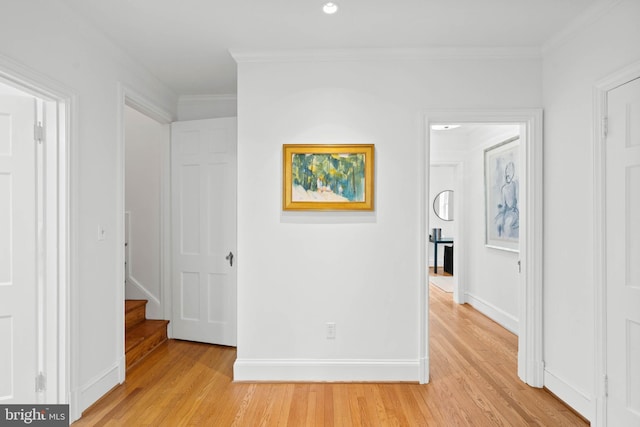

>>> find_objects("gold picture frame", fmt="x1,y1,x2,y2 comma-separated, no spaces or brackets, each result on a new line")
283,144,375,211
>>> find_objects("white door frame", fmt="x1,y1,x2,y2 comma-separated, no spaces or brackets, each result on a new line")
593,60,640,427
420,109,544,386
116,84,174,378
0,55,72,406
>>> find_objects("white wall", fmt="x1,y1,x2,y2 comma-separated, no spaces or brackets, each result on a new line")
428,165,455,267
463,126,520,334
233,51,542,381
541,0,640,419
125,105,167,319
0,0,177,420
178,94,237,120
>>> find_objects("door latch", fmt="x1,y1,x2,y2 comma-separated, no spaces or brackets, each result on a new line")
225,251,234,267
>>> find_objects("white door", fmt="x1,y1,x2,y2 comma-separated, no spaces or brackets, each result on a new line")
171,117,237,346
0,95,38,402
606,76,640,426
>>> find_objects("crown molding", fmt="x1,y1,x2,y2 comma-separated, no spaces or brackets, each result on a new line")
178,93,237,102
541,0,623,54
229,47,542,64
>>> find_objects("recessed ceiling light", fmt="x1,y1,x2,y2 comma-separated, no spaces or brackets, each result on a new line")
431,125,461,131
323,2,338,14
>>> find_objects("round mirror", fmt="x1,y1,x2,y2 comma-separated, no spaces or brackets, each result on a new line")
433,190,454,221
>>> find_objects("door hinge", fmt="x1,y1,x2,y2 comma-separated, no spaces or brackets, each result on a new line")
602,116,608,139
604,375,608,397
35,372,46,393
34,122,44,143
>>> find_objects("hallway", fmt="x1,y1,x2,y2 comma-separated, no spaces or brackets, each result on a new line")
73,285,586,426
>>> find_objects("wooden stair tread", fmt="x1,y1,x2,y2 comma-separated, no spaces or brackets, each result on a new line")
124,299,170,369
125,319,169,353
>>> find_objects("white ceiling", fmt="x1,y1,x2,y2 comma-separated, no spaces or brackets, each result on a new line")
58,0,600,96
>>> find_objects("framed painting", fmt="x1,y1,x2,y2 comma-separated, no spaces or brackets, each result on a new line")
484,136,520,252
283,144,375,211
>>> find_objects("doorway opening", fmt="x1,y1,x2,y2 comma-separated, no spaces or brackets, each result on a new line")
0,69,69,406
124,104,170,320
420,110,543,387
429,124,521,330
428,162,460,301
117,85,173,376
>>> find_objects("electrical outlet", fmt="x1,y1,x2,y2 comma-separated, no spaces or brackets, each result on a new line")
326,322,336,339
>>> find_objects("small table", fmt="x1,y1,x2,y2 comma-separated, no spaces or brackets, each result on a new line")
429,235,454,274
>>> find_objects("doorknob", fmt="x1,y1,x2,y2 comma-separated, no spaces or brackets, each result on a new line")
225,251,234,267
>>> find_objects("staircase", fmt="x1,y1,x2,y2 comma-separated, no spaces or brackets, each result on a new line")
125,300,169,370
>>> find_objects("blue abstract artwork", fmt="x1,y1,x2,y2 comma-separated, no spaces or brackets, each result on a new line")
485,137,520,252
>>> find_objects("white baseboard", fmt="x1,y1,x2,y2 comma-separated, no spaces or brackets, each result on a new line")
233,359,420,382
68,389,80,424
544,368,593,421
465,292,519,335
420,356,429,384
76,361,123,417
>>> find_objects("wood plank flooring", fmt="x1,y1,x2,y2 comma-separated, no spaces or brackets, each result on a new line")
73,286,587,426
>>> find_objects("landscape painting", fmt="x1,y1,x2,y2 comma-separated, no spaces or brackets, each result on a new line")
484,136,520,252
283,144,374,211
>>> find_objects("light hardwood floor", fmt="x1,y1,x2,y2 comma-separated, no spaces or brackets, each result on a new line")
73,286,587,426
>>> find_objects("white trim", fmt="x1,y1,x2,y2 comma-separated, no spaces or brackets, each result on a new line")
179,94,237,102
0,54,72,413
68,96,80,423
453,162,465,305
593,60,640,427
0,53,73,100
521,111,545,387
544,368,594,421
75,362,122,415
422,109,544,387
233,359,419,382
125,276,162,307
419,113,429,384
123,85,174,124
117,83,175,374
542,0,623,54
465,292,519,335
115,86,126,385
160,122,172,334
229,47,542,64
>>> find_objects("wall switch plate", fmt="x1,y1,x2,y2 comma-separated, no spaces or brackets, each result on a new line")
326,322,336,339
98,225,106,241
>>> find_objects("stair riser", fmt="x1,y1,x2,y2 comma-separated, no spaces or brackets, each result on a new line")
126,326,168,369
125,304,146,330
125,299,170,370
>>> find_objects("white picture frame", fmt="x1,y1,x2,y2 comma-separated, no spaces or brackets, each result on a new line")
485,136,520,252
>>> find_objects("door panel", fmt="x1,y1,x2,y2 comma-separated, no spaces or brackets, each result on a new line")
606,76,640,425
0,95,37,402
180,164,200,254
171,118,237,346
